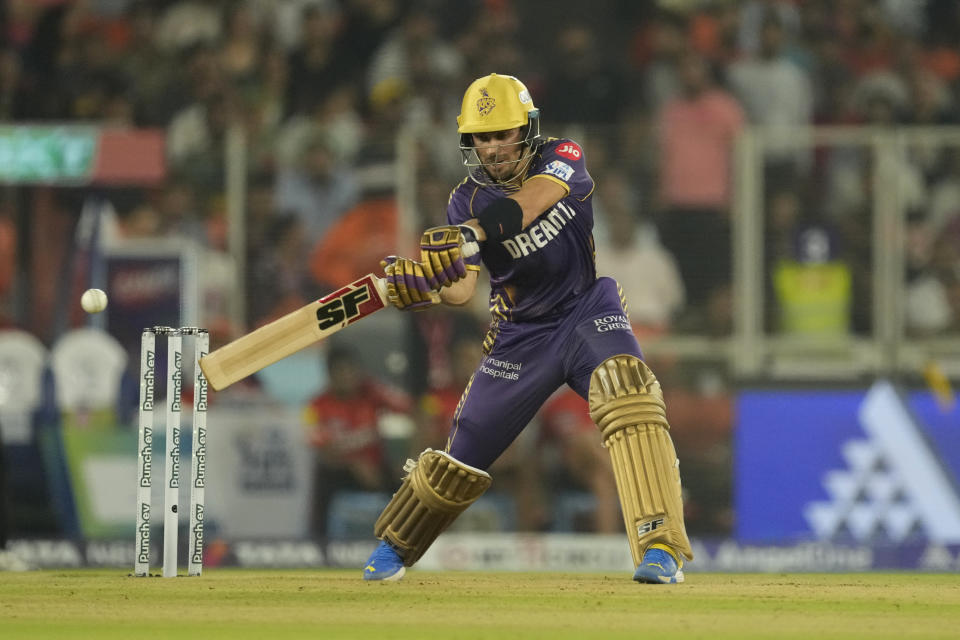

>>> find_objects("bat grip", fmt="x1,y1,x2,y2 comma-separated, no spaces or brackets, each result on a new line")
372,274,389,301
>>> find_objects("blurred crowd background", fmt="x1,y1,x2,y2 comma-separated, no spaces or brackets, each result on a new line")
2,0,960,555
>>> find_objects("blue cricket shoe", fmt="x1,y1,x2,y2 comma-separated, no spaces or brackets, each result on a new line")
633,544,685,584
362,541,406,581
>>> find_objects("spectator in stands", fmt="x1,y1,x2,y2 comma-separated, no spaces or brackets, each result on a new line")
285,2,345,117
166,89,236,193
154,0,222,54
366,5,462,110
766,188,852,336
307,196,396,291
593,170,685,333
217,2,264,90
737,0,801,57
119,1,175,126
656,51,744,325
331,0,401,85
100,188,163,245
247,213,316,326
639,11,686,115
179,41,228,112
245,172,279,262
456,2,524,79
728,12,813,184
266,0,337,52
806,26,858,125
539,23,627,126
276,85,365,170
155,179,204,244
927,150,960,235
274,130,359,247
0,47,24,120
303,344,412,539
906,218,960,336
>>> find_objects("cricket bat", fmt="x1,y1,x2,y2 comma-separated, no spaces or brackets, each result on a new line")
198,274,391,391
199,242,478,391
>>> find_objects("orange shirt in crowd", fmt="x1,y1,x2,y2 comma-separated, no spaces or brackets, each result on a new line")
309,197,397,289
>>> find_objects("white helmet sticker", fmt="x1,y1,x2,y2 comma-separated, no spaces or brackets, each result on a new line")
518,90,531,104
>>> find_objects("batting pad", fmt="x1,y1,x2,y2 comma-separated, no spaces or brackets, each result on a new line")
589,355,693,566
375,449,492,566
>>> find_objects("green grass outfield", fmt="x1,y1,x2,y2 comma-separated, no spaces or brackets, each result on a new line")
1,570,958,639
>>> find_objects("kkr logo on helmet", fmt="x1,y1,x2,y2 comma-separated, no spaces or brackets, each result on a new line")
477,87,496,116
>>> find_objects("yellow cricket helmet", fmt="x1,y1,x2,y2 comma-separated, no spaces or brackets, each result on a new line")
457,73,537,133
457,73,542,186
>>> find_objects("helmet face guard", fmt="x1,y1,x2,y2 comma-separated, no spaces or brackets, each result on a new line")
458,109,542,187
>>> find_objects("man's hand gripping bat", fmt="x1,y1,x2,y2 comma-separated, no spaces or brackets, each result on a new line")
199,235,478,391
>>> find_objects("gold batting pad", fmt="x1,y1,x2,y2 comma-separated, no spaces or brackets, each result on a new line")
589,355,693,566
374,449,492,566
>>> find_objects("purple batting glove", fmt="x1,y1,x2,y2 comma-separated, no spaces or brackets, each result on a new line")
380,256,439,311
420,226,470,289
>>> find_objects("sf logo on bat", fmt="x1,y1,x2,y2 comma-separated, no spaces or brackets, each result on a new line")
316,284,371,330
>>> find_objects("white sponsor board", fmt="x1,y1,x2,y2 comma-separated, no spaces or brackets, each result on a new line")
6,537,960,571
205,402,314,539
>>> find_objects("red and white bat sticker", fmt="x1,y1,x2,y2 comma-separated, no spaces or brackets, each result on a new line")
315,275,385,330
555,142,582,161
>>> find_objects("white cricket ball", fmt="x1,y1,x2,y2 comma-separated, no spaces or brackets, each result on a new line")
81,288,108,314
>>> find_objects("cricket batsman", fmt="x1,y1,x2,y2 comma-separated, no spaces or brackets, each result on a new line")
363,73,693,583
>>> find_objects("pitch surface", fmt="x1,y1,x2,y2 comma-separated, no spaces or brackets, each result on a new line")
1,570,957,639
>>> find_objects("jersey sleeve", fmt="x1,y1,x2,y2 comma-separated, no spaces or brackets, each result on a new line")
528,139,593,201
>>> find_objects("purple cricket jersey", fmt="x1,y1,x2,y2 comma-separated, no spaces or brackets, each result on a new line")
448,138,597,322
443,138,644,470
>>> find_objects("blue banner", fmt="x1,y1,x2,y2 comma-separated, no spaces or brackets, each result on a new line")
736,382,960,544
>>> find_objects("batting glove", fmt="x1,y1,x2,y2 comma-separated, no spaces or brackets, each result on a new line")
380,256,440,311
419,225,478,289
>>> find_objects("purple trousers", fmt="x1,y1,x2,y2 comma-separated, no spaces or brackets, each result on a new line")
447,277,642,470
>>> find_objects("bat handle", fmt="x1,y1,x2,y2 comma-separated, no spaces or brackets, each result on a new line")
372,274,389,302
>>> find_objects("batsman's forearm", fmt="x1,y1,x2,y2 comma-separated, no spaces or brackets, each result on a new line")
440,270,478,306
